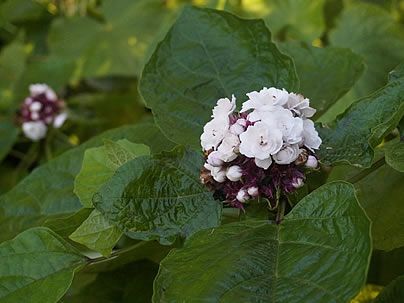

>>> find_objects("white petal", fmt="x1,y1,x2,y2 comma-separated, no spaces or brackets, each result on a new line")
22,121,47,141
53,112,68,128
226,165,243,182
254,157,272,169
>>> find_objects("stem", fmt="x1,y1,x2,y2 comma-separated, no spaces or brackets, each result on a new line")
275,198,286,224
348,157,386,184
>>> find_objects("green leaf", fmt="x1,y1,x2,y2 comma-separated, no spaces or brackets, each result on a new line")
69,210,122,257
44,208,93,239
318,65,404,167
385,141,404,172
0,123,174,243
202,0,326,42
0,121,18,162
154,182,371,302
374,275,404,303
63,260,158,303
140,6,298,148
280,42,364,117
47,0,181,80
261,0,326,42
74,139,150,208
0,227,86,303
330,3,404,99
94,147,222,245
355,163,404,251
0,37,28,112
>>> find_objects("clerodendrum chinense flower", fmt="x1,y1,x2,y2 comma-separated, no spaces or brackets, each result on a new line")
18,84,68,141
200,87,321,210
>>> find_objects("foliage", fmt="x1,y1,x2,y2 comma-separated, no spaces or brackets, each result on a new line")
0,0,403,302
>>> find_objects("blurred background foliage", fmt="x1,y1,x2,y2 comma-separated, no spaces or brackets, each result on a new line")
0,0,404,300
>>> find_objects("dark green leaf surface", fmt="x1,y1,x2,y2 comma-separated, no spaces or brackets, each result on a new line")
385,141,404,172
374,275,404,303
318,65,404,167
44,208,92,239
140,6,298,148
74,139,150,208
70,210,122,257
0,227,86,303
94,147,222,245
0,123,174,243
280,42,364,117
154,182,371,302
63,260,158,303
356,163,404,251
0,121,18,162
330,3,404,98
72,140,149,255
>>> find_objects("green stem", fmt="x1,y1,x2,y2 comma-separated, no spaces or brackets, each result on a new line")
347,157,386,184
275,198,286,224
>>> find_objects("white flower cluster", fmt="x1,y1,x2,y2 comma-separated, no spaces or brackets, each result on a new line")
201,87,321,177
20,84,68,141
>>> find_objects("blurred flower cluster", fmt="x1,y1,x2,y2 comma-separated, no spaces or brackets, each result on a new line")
18,84,68,141
200,87,321,209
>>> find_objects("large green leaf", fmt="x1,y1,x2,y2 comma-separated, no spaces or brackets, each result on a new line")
355,163,404,251
75,139,150,208
0,123,174,243
154,182,371,302
329,3,404,99
374,275,404,303
140,6,298,148
318,65,404,167
47,0,181,81
280,42,364,117
0,121,18,162
0,227,86,303
94,147,222,245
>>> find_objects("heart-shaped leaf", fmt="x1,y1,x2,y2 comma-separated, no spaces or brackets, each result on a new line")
0,123,173,242
154,182,371,302
140,6,298,148
318,64,404,167
74,139,150,208
94,147,222,245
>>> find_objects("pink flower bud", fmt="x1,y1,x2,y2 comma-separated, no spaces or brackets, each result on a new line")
305,155,318,169
247,186,259,197
236,189,249,203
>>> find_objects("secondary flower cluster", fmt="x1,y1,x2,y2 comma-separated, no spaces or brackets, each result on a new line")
200,87,321,209
19,84,68,141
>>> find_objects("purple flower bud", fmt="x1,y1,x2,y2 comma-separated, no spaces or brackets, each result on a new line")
291,177,304,189
305,155,318,169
